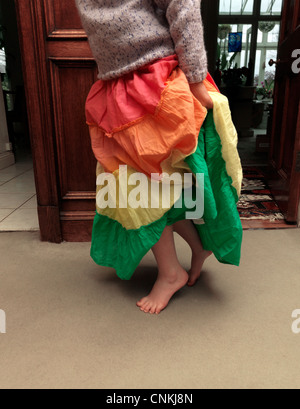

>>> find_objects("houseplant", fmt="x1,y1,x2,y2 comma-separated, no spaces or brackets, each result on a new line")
255,79,274,100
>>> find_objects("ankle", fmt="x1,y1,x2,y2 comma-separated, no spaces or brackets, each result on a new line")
158,266,184,283
193,248,211,257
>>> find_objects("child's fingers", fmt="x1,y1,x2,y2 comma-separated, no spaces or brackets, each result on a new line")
189,82,214,109
200,94,214,110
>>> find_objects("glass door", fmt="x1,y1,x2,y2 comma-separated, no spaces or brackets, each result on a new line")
216,0,284,167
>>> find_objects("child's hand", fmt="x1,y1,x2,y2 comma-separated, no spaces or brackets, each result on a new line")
189,82,214,110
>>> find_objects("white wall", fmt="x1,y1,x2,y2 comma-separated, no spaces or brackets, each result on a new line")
0,78,14,169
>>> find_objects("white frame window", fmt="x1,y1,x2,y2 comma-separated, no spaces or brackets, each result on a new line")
218,0,283,85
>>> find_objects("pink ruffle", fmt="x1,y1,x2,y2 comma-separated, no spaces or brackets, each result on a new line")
85,55,179,133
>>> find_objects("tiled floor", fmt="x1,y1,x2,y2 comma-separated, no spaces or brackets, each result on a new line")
0,157,39,231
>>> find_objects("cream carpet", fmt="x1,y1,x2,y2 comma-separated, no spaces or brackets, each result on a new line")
0,229,299,389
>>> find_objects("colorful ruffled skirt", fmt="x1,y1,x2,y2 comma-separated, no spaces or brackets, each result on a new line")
86,55,243,280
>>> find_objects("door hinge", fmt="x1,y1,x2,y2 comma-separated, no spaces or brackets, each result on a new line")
296,152,300,173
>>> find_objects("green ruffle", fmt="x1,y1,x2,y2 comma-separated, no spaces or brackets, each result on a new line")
185,110,243,266
91,111,243,280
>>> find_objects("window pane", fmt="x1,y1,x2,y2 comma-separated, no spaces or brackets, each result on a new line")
254,22,280,85
218,24,252,71
267,22,280,43
219,0,254,15
260,0,283,16
258,21,280,40
255,50,262,79
266,49,278,76
0,48,6,74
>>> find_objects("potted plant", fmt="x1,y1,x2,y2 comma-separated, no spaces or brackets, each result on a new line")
255,79,274,100
218,24,232,41
258,21,276,33
256,84,267,100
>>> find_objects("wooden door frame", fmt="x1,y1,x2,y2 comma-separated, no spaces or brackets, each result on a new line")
15,0,62,242
268,1,300,224
293,103,300,225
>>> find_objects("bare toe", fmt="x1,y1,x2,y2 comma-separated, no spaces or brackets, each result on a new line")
187,278,197,287
143,302,152,313
137,297,147,308
149,305,157,314
137,267,188,315
155,304,164,314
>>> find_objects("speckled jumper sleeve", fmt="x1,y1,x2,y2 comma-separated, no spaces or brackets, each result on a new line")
154,0,207,82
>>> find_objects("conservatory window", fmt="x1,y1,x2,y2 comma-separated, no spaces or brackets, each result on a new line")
218,24,253,73
0,48,5,74
260,0,283,15
219,0,254,15
0,24,6,74
218,0,283,87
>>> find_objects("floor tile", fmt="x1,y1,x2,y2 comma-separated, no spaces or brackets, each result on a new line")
0,170,36,194
0,174,16,184
0,209,14,222
0,193,35,209
0,165,32,179
0,208,39,231
0,158,38,231
20,195,37,209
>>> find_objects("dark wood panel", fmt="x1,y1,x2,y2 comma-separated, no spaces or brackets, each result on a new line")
15,0,62,242
282,78,298,174
281,0,300,41
45,0,98,241
61,219,94,242
270,78,289,168
288,105,300,220
37,206,62,243
61,197,96,212
47,42,93,58
16,0,100,241
51,0,82,29
44,0,86,38
49,59,98,199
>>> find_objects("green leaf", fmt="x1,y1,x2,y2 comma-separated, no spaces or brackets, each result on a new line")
229,52,238,68
221,53,228,70
217,44,221,60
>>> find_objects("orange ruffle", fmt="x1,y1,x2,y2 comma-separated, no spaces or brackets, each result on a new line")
89,67,208,177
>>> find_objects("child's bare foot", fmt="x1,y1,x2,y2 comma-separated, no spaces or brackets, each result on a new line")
137,267,188,315
188,250,213,287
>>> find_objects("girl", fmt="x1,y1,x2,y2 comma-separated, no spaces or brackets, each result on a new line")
76,0,243,314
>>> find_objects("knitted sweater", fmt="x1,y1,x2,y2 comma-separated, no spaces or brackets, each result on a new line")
75,0,207,83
